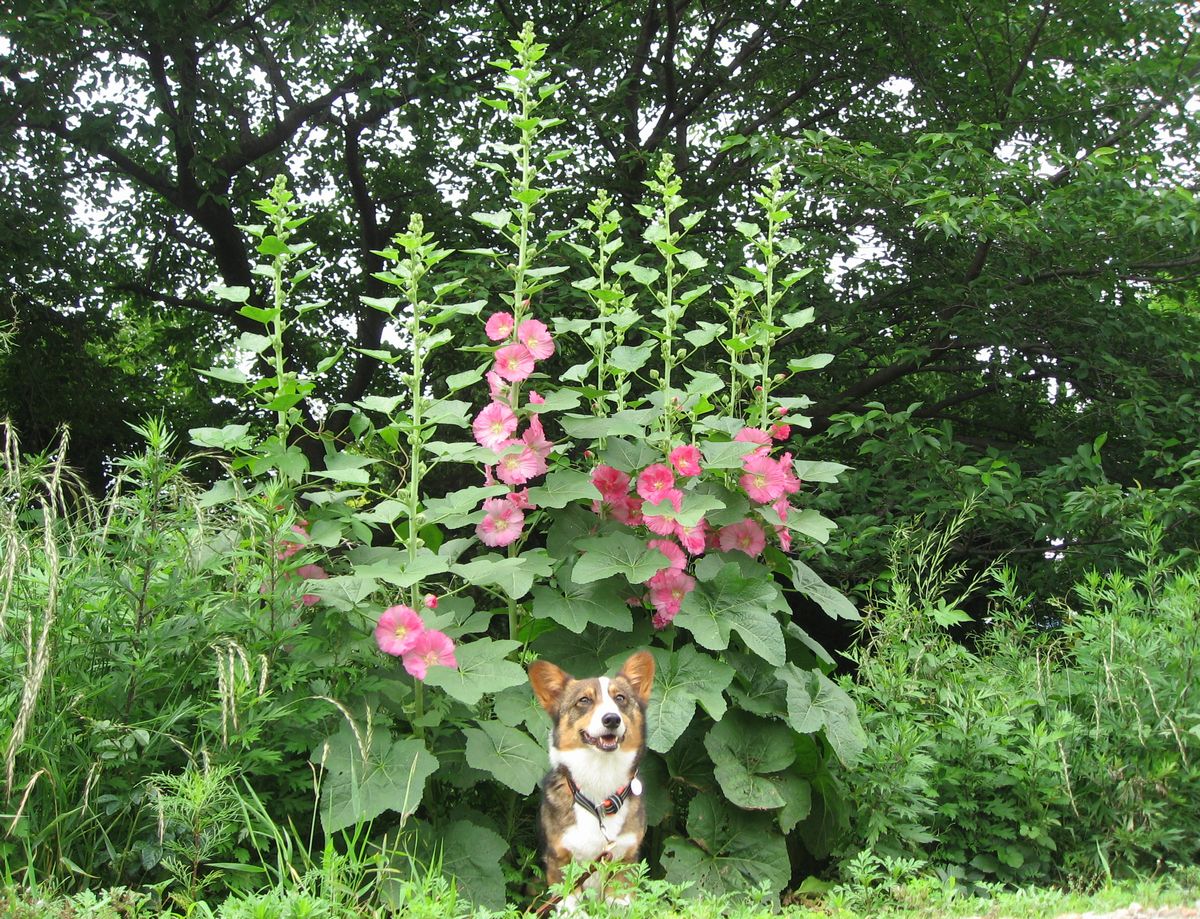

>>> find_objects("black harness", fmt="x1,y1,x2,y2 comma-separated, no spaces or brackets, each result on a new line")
564,772,637,824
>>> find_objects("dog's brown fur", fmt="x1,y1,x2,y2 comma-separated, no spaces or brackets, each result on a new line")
529,652,655,890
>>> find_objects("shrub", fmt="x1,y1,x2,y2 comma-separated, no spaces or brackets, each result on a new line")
834,508,1200,886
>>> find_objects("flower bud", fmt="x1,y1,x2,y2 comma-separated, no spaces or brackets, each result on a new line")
423,593,438,609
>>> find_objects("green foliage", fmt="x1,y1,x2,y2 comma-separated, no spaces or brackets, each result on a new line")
833,509,1200,887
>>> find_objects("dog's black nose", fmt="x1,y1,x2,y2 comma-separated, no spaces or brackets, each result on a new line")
602,713,621,731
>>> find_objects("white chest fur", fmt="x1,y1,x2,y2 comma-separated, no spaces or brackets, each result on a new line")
549,744,640,862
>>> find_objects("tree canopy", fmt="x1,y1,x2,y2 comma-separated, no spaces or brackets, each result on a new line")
2,0,1198,586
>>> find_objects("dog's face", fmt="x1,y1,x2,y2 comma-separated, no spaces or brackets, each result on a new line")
528,651,655,755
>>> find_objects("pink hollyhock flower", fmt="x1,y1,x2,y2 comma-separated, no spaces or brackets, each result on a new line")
648,538,687,570
676,519,708,555
770,423,792,442
517,319,555,361
740,454,787,504
644,489,683,535
486,370,507,400
277,522,309,560
648,568,696,626
485,311,515,341
592,465,631,502
297,563,327,606
772,497,793,552
423,594,439,610
496,445,546,485
473,401,519,450
779,452,801,495
637,464,676,505
611,495,644,527
719,519,767,557
529,390,545,404
506,488,533,511
734,427,772,457
669,444,703,477
477,497,525,547
375,604,425,656
493,343,535,382
403,629,458,680
522,414,554,459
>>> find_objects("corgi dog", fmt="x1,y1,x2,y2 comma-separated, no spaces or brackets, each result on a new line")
528,651,655,898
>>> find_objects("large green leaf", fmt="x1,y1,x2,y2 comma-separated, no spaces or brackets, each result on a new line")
493,684,548,741
559,408,658,439
463,721,546,794
704,712,796,810
779,665,866,766
452,550,552,599
312,727,438,833
661,794,791,896
391,819,508,910
788,560,860,621
647,646,734,753
642,491,726,529
423,638,526,705
674,562,787,665
350,547,449,589
600,437,659,472
525,468,601,509
572,533,668,585
531,574,632,633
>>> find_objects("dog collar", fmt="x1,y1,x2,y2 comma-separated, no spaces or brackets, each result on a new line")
565,772,639,823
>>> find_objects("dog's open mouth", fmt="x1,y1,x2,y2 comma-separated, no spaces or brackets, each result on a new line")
581,730,622,752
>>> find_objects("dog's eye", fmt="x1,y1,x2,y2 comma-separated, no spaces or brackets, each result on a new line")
613,693,627,704
576,696,592,708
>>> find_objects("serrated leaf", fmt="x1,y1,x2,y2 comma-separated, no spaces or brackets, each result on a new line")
661,795,790,896
608,343,655,374
423,638,526,706
789,459,850,483
788,353,834,372
699,440,756,469
531,576,633,633
647,646,734,753
189,424,252,450
312,727,438,833
789,560,859,620
573,533,668,585
674,562,787,665
357,395,404,414
463,721,545,794
559,408,657,440
525,468,601,509
705,712,795,810
779,665,866,766
599,438,660,473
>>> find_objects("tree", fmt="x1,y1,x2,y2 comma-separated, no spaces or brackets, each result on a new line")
2,0,1198,576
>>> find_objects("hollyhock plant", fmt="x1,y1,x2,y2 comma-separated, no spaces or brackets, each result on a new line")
770,423,791,442
636,464,676,505
277,521,309,560
376,604,425,657
740,453,787,504
669,444,702,477
676,519,708,555
423,593,439,610
648,538,686,570
734,426,772,456
521,413,554,459
297,563,327,606
493,343,536,381
779,452,802,495
719,518,767,557
485,311,515,341
477,496,525,547
644,489,683,535
648,568,696,626
592,464,631,502
402,629,458,680
496,445,546,485
517,319,555,360
473,401,519,449
610,495,644,526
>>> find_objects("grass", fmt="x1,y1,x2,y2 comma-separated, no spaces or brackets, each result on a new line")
2,868,1198,919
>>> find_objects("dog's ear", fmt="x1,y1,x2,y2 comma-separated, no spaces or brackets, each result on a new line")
529,660,573,714
618,651,655,704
